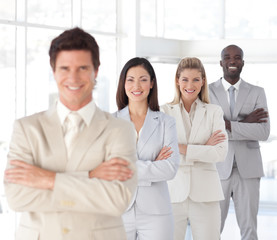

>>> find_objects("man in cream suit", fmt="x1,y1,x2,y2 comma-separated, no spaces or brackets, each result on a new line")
4,27,137,240
209,45,270,240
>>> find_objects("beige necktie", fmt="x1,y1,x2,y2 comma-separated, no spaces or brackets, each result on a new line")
64,112,83,157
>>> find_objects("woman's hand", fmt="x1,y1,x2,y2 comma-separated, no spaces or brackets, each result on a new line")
178,144,187,155
205,130,226,146
155,146,172,161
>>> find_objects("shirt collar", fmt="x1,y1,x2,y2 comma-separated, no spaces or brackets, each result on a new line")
179,97,199,112
221,77,241,92
57,100,96,127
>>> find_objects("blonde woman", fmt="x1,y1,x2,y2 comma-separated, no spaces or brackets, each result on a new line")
161,57,228,240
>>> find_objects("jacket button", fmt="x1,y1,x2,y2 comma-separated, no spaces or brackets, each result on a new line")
62,228,70,234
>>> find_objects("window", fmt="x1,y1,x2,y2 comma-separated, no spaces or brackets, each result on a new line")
140,0,223,40
0,24,16,240
225,0,277,39
140,0,156,37
164,0,222,40
0,1,15,20
93,35,117,111
0,25,16,142
151,62,176,105
26,27,61,115
140,0,277,40
27,0,71,27
82,0,117,33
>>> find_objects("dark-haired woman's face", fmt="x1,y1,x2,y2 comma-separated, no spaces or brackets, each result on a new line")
124,66,153,105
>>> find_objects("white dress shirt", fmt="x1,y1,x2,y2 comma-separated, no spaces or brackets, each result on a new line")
56,100,96,135
180,98,198,142
221,77,242,103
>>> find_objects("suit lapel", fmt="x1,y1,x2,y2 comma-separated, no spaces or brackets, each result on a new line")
212,79,231,119
137,109,159,155
66,107,109,171
117,106,159,154
233,80,251,118
116,106,131,121
189,101,206,143
169,104,187,144
39,105,67,171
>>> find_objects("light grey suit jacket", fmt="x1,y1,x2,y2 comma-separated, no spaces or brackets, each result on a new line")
114,107,179,215
161,100,228,203
5,105,137,240
209,79,270,180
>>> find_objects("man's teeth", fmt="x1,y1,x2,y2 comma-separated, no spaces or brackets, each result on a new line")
229,66,237,70
68,86,80,90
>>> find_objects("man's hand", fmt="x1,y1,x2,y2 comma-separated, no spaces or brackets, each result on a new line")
205,130,226,146
89,158,133,181
5,160,56,190
240,108,268,123
155,146,172,161
224,119,231,132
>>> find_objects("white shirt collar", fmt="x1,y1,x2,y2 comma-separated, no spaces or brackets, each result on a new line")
179,97,200,112
57,100,96,127
221,77,241,92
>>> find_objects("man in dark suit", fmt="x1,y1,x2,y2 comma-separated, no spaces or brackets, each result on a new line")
209,45,270,240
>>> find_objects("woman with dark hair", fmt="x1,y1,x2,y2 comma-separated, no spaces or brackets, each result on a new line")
114,57,179,240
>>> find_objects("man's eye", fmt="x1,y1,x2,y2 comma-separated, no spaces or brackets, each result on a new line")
60,67,68,71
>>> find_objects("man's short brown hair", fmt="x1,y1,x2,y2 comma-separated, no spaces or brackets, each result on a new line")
49,27,100,71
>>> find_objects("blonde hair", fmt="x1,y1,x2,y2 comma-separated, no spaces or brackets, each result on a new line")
171,57,210,104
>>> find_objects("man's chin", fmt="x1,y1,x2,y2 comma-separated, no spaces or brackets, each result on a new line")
228,72,240,79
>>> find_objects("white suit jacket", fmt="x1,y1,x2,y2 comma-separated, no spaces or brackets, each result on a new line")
209,79,270,180
5,105,137,240
114,107,179,215
161,100,228,203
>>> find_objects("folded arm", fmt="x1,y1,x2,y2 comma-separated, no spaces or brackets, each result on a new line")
186,107,228,164
136,117,180,186
4,119,137,216
227,89,270,141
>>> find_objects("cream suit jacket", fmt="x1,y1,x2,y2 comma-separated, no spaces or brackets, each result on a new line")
5,105,137,240
114,107,179,214
209,79,270,179
161,100,228,203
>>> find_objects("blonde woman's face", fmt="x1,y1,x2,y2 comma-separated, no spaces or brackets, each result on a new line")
177,68,204,103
